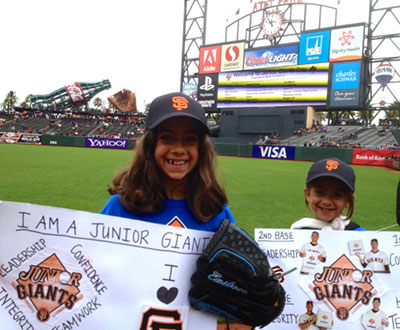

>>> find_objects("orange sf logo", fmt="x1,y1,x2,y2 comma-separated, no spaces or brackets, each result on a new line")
325,160,339,171
172,96,189,111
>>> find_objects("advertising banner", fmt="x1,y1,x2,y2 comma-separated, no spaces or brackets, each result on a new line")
219,64,329,87
197,73,218,110
255,228,400,330
19,134,42,145
221,42,245,72
217,63,328,108
299,30,331,64
329,61,361,107
352,148,400,166
0,133,42,144
182,82,198,99
199,45,222,74
0,201,215,329
252,145,296,160
330,25,364,62
84,137,129,150
64,83,86,105
0,132,22,144
244,44,298,70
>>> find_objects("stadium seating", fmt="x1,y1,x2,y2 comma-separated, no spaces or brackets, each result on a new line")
0,110,399,150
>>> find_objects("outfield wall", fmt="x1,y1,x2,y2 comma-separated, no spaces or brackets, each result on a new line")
1,132,398,169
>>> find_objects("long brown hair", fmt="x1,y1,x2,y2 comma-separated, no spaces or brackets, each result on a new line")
108,129,228,222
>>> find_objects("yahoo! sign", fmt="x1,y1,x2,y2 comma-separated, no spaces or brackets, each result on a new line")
85,137,129,149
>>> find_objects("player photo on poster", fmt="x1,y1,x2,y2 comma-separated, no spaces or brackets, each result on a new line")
255,228,400,330
299,231,327,275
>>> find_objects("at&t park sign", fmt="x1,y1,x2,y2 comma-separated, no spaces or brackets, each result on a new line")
252,0,303,11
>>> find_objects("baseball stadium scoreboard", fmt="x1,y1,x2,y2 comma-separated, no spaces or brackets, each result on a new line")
197,23,366,111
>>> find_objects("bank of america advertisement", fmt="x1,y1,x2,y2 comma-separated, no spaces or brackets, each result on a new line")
329,25,364,62
299,30,331,64
329,61,361,107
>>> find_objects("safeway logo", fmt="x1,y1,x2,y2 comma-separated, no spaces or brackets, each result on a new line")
225,46,240,62
199,76,215,91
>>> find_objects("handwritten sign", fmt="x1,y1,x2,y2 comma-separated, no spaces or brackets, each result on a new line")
255,228,400,330
0,201,216,329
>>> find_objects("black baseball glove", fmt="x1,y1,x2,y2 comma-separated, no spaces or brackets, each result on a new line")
188,219,285,328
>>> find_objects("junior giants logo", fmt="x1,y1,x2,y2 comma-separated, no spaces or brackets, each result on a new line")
311,254,374,320
15,254,82,322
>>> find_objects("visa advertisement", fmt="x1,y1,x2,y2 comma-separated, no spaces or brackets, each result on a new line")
252,145,296,160
329,61,361,107
299,30,331,64
330,25,364,62
244,44,298,70
221,42,245,72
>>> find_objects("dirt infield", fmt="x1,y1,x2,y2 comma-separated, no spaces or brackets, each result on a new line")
217,323,252,330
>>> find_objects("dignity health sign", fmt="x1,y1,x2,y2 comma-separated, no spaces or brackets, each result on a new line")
0,201,215,329
255,228,400,330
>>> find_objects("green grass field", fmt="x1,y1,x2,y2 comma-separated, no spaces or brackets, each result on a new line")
1,143,399,233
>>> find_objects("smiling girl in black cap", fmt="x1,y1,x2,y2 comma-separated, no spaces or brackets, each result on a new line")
291,158,365,230
101,92,235,232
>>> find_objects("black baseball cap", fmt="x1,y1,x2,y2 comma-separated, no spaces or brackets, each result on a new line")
145,92,209,134
306,158,355,192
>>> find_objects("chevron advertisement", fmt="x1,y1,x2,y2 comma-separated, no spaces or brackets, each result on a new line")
252,145,296,160
299,30,331,64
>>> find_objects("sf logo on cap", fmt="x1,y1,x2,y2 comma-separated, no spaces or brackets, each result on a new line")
172,96,189,111
326,160,339,171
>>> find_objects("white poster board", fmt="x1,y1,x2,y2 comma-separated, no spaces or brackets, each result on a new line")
255,228,400,329
0,201,216,329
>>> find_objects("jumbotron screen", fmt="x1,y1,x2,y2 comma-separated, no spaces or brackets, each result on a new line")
196,24,365,110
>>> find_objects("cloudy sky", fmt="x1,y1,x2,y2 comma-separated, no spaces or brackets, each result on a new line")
0,0,391,111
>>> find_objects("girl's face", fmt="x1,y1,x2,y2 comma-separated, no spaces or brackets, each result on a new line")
304,177,350,222
154,117,200,195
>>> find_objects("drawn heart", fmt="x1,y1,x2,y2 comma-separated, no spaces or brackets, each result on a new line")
157,286,178,304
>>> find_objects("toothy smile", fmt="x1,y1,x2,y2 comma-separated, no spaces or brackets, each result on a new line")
167,159,187,165
319,207,334,212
